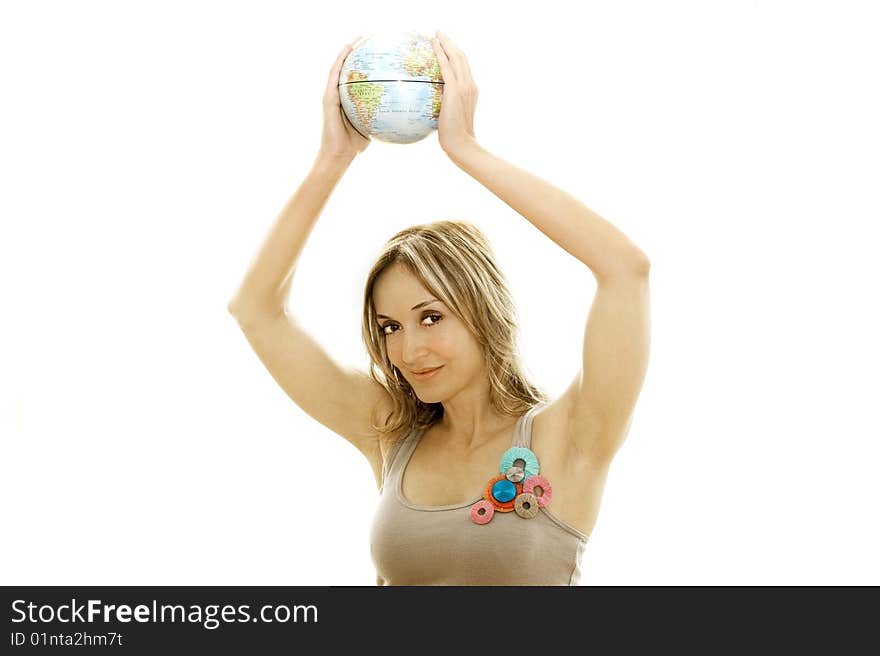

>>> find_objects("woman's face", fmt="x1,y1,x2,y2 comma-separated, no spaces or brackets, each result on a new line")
373,263,485,404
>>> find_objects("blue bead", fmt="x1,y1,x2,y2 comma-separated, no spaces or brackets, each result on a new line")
491,479,516,503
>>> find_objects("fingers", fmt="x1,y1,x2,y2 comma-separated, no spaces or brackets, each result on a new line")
325,37,361,104
434,31,475,89
431,34,454,84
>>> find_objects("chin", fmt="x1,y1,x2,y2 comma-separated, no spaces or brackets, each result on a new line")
414,391,443,404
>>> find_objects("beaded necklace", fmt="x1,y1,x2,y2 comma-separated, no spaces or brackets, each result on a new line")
469,418,553,525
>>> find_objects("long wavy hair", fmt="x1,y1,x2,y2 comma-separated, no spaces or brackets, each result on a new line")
361,220,549,449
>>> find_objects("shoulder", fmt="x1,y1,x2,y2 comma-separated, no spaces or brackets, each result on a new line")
373,395,420,467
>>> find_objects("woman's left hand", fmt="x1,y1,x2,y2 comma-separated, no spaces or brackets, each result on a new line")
431,31,479,158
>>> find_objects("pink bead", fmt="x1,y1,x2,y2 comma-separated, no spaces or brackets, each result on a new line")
470,499,495,524
522,474,552,508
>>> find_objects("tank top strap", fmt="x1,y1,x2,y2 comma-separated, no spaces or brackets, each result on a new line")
380,424,423,492
511,404,545,449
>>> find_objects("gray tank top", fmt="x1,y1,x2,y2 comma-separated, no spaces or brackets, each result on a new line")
369,404,589,585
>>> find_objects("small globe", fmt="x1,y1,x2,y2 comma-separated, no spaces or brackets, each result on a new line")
338,31,444,144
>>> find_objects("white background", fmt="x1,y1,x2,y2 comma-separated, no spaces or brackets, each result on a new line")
1,0,878,585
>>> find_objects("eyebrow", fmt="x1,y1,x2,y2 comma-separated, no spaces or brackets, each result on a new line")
376,298,441,320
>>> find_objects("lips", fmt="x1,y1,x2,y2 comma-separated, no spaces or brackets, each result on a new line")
411,366,443,379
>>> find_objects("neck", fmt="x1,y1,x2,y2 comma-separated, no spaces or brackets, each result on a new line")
436,396,515,451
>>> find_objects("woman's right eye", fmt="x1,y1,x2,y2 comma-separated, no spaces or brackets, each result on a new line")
380,323,398,336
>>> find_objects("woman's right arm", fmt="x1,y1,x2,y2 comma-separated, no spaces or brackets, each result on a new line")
227,152,354,322
227,40,393,491
228,37,368,321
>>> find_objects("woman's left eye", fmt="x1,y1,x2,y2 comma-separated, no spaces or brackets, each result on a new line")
423,313,442,326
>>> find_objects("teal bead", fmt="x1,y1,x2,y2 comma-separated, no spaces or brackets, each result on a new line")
499,447,540,481
491,479,517,503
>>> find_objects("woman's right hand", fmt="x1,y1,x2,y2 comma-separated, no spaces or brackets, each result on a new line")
319,38,370,162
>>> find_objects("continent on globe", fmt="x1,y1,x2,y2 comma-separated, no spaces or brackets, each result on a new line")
338,31,444,144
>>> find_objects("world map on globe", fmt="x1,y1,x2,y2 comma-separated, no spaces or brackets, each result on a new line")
338,32,445,144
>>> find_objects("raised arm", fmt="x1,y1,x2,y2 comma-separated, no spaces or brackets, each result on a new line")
228,38,368,320
432,32,651,466
227,153,354,322
431,32,648,280
227,40,395,492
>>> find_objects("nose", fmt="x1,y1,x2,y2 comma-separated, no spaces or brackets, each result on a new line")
400,328,430,371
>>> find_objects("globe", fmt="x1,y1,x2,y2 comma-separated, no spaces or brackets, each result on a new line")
338,31,444,144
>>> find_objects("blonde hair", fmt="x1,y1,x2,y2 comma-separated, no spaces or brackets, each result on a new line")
361,220,549,449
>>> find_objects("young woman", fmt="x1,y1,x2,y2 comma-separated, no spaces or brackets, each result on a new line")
228,32,651,585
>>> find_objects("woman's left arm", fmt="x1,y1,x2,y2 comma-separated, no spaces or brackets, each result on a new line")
433,32,651,465
448,140,650,279
432,32,648,279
